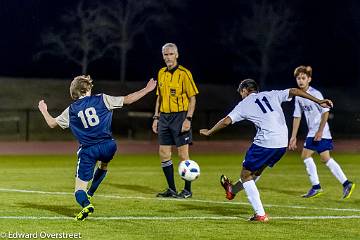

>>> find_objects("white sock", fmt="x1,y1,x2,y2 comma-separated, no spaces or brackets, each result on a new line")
243,180,265,216
326,158,348,184
304,157,320,186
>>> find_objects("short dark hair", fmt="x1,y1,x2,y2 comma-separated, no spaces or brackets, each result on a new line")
237,79,259,93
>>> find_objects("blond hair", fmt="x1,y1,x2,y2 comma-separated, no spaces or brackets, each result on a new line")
294,65,312,78
70,75,93,100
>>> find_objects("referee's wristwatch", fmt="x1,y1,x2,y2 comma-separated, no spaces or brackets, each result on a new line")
153,115,160,120
186,116,192,122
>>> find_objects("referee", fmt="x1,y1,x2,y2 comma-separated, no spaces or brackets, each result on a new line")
152,43,199,198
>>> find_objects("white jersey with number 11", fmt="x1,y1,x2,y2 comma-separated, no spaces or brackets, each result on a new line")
227,89,292,148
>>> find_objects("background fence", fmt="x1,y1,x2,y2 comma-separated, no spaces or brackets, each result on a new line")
0,106,359,142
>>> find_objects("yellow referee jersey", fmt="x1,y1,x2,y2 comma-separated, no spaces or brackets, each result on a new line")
156,65,199,113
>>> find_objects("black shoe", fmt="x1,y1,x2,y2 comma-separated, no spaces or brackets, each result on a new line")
177,189,192,199
301,187,323,198
156,188,178,198
343,181,355,199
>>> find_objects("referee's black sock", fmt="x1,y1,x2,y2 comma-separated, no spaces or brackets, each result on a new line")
184,180,191,192
161,160,176,192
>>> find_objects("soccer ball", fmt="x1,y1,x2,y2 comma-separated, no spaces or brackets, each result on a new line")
178,160,200,181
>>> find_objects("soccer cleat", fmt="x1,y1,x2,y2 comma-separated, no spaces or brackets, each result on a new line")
249,213,269,222
177,189,192,199
220,175,235,200
343,182,355,199
156,188,178,198
75,204,94,221
301,187,323,198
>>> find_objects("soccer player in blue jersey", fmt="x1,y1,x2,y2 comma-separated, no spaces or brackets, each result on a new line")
288,65,355,199
38,75,156,221
200,79,333,222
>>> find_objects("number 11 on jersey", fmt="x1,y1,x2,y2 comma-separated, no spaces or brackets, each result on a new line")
255,96,274,113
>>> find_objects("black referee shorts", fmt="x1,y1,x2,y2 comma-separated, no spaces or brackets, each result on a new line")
158,112,192,147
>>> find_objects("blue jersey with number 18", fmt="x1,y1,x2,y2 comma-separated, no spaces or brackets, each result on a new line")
55,94,124,147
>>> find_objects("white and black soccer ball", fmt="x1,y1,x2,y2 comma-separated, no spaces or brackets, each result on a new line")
178,160,200,181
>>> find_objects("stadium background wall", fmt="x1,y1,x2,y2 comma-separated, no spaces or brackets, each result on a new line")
0,77,359,141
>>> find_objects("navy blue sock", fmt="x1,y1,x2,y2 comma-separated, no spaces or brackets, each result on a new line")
184,180,191,192
312,184,321,190
342,180,350,187
161,160,176,191
75,190,90,208
88,168,107,197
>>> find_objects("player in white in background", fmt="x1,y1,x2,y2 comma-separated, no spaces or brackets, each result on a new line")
200,79,333,222
288,65,355,199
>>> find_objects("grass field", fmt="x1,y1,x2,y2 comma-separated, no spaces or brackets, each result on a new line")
0,152,359,239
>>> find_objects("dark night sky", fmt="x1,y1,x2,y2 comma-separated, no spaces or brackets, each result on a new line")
0,0,359,89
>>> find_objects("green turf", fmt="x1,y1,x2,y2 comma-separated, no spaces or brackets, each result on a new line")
0,153,359,239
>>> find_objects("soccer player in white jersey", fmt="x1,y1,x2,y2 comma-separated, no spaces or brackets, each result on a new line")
200,79,333,222
39,75,156,221
288,66,355,199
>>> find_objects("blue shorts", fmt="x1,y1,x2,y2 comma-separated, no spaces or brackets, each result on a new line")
76,140,117,181
304,137,333,154
243,144,286,172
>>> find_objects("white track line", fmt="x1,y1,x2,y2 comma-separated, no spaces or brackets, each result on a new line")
271,215,360,220
0,215,359,221
0,188,359,213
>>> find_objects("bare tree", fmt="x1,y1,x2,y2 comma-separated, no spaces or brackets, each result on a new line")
36,1,112,74
102,0,182,84
224,1,295,89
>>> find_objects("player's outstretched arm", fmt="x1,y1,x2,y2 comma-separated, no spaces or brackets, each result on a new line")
38,100,58,128
200,116,232,136
289,88,333,108
123,78,157,105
